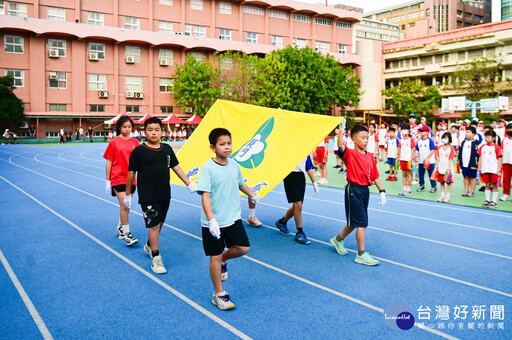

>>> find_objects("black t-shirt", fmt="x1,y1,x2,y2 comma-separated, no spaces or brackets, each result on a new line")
128,143,179,204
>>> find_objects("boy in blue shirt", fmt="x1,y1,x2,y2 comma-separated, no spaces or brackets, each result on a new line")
198,128,261,310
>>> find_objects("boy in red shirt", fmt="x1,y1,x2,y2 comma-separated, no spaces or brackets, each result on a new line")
330,124,386,266
478,130,503,208
500,123,512,201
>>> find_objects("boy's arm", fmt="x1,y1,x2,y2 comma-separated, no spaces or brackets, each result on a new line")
201,192,214,221
172,165,197,192
307,169,319,194
498,156,502,174
373,177,384,192
125,171,136,195
239,183,259,201
477,157,481,173
337,130,346,154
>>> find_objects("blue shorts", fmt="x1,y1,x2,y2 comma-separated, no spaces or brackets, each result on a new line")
334,150,338,156
345,183,369,228
387,158,396,165
462,167,477,179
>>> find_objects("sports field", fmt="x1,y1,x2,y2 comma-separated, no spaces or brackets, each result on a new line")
0,143,510,339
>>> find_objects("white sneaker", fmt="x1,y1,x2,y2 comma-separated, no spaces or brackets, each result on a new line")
144,242,153,258
500,194,511,201
314,172,321,177
123,232,139,247
322,178,328,184
247,214,262,227
151,255,167,274
437,195,445,202
212,291,235,310
116,224,124,239
411,180,418,185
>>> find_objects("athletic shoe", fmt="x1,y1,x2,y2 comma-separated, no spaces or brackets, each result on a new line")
467,191,475,197
391,176,398,181
437,196,445,202
416,185,425,192
398,190,405,196
144,242,153,258
386,176,392,181
275,219,291,236
479,186,485,192
482,200,491,207
295,232,311,245
411,179,418,185
385,170,390,174
442,196,450,203
151,255,167,274
322,179,328,184
500,195,511,201
462,190,468,197
354,252,380,266
124,232,139,247
338,169,346,174
429,187,437,193
488,201,498,208
212,291,235,310
403,190,412,196
314,172,321,177
116,224,124,239
334,165,341,169
330,236,348,255
221,261,228,282
246,214,262,227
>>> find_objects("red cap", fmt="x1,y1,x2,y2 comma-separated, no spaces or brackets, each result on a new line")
498,118,506,123
419,126,430,132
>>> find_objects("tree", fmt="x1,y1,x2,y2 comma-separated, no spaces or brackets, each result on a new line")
382,78,441,119
449,56,511,101
254,46,360,114
215,51,259,104
0,76,25,125
172,55,220,117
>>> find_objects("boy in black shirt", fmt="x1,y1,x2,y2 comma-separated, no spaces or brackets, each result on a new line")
125,117,197,274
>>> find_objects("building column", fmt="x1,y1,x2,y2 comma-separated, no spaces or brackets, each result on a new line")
211,0,216,38
29,36,45,112
148,46,154,114
75,0,81,22
72,40,87,113
114,43,120,113
264,6,269,44
113,0,119,27
239,1,244,42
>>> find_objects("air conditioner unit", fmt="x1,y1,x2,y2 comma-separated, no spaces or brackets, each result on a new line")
49,49,59,58
126,91,135,98
185,107,193,113
19,122,29,129
174,32,182,35
125,55,135,63
89,52,99,61
135,92,144,99
159,58,168,66
49,72,58,80
98,90,108,98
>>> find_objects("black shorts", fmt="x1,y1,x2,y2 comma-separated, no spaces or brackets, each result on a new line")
202,219,250,256
112,184,136,197
141,200,170,228
345,183,369,228
283,172,306,203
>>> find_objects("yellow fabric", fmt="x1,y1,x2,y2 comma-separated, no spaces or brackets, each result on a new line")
172,100,342,198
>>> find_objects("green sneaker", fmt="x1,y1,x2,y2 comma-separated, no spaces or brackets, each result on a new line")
330,236,348,255
354,252,380,266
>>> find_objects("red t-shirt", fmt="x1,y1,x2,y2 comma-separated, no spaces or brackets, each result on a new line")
341,147,379,186
103,136,139,186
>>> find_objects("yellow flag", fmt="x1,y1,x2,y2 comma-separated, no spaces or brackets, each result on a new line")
172,100,342,198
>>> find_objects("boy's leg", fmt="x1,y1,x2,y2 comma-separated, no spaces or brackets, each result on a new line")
292,201,303,231
355,227,366,253
210,255,224,294
417,163,425,189
221,245,250,263
464,176,470,192
148,223,163,257
470,177,477,193
247,198,262,226
354,227,380,266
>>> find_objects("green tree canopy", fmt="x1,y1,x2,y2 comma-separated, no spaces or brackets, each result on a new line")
382,78,441,119
0,76,25,125
216,51,259,104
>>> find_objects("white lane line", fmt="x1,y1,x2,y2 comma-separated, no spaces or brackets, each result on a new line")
79,151,104,163
0,249,54,340
0,175,457,340
57,152,104,170
0,175,251,340
4,154,512,296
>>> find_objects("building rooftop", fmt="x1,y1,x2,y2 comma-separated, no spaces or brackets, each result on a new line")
364,0,422,17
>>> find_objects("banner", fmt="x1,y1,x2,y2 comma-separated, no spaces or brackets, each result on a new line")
171,100,342,198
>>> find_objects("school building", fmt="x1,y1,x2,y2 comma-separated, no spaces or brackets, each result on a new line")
0,0,362,139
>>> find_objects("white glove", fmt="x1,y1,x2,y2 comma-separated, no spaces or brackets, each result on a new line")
379,191,387,206
123,194,132,209
208,219,221,239
105,180,111,195
250,194,261,203
313,181,319,194
187,182,197,193
340,118,347,132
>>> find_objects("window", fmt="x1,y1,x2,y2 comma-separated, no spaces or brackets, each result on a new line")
243,5,264,16
125,46,141,62
49,72,67,89
464,12,472,19
88,74,106,90
485,48,495,57
4,35,23,53
125,17,140,30
435,54,443,63
46,131,60,138
219,2,231,15
458,51,466,61
295,38,306,49
159,49,173,64
388,16,400,23
336,22,352,29
159,78,174,92
90,105,106,112
89,43,105,59
219,28,231,41
315,18,332,26
419,56,432,65
49,104,67,112
185,24,207,38
247,32,258,44
338,44,347,54
408,12,419,19
48,39,67,57
269,9,289,20
474,14,483,22
158,21,173,33
457,10,462,18
47,7,65,21
315,41,330,53
190,0,203,10
410,58,418,66
468,49,483,59
160,106,173,114
190,51,205,61
0,1,4,15
7,2,27,17
159,0,173,5
88,12,104,26
5,69,24,87
272,36,283,47
125,76,142,92
125,105,140,113
220,58,232,69
293,14,311,23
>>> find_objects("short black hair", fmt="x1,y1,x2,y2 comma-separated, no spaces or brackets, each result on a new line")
209,128,231,145
507,123,512,129
467,126,477,135
388,127,396,132
402,123,410,130
369,123,376,129
441,132,452,143
351,124,368,138
484,130,496,138
484,125,492,131
144,117,162,130
116,116,134,135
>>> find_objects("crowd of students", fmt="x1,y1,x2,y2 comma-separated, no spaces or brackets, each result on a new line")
107,127,189,143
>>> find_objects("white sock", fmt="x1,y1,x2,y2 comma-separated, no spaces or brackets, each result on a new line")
440,191,445,197
492,191,498,203
249,208,255,216
122,224,130,234
446,192,451,199
118,218,122,227
485,190,491,201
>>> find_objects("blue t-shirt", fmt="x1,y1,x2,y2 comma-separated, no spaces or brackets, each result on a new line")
198,158,245,226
